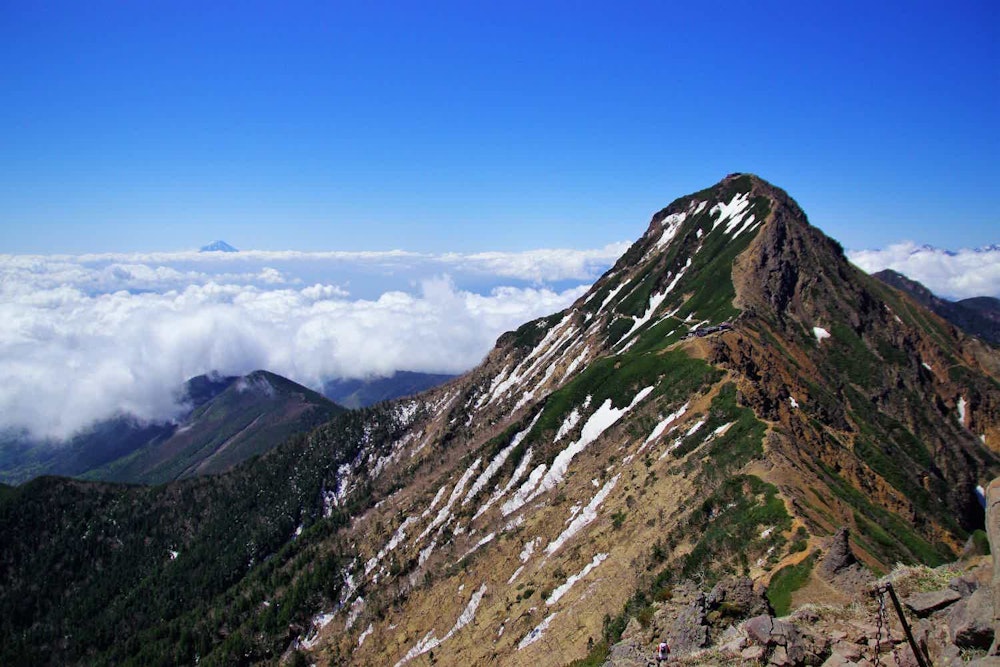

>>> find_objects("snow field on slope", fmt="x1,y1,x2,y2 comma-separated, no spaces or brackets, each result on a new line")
530,386,655,502
546,552,608,605
394,583,488,666
560,344,590,383
618,257,691,346
711,191,752,233
358,622,373,647
486,312,576,407
365,515,418,575
641,402,689,449
813,326,831,342
518,612,558,650
476,447,534,520
299,611,337,650
463,414,539,508
501,463,547,516
417,459,481,543
545,474,620,556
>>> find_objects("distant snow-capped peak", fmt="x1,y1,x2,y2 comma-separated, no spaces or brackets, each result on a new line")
200,240,238,253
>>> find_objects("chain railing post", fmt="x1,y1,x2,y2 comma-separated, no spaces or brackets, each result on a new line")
882,582,932,667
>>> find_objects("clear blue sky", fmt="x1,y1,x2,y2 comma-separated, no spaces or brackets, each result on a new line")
1,0,997,254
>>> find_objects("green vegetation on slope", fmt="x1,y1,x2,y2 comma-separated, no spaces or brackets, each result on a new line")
0,403,414,666
767,551,817,616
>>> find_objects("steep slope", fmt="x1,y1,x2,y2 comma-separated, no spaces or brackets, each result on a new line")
1,174,997,667
873,268,1000,345
83,370,344,484
297,173,999,665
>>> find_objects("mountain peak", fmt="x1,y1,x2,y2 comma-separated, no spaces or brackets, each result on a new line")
199,240,238,253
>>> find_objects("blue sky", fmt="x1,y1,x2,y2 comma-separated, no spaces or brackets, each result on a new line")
1,1,997,254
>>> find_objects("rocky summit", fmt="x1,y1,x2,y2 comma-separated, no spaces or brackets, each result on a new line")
1,174,998,667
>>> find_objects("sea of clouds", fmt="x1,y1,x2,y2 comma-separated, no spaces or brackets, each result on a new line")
3,240,996,441
848,243,1000,301
0,245,627,439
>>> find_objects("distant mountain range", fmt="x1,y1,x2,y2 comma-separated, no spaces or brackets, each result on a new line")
0,371,343,486
873,269,1000,345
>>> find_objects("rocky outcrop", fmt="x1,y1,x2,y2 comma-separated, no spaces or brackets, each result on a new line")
707,576,772,623
988,477,1000,655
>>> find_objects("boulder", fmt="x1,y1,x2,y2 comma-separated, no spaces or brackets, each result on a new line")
707,576,772,623
602,639,648,667
663,592,709,655
903,588,962,617
948,587,996,650
949,574,979,597
744,615,809,664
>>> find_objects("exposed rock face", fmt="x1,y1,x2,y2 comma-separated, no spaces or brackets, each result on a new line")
988,477,1000,655
819,528,858,577
707,576,772,622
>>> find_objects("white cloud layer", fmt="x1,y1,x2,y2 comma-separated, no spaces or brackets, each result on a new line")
848,243,1000,300
0,246,621,440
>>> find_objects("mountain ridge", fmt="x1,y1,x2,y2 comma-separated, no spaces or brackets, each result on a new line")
0,370,342,486
873,268,1000,345
1,174,997,666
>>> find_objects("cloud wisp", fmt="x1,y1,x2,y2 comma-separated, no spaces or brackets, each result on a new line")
848,243,1000,301
0,246,619,440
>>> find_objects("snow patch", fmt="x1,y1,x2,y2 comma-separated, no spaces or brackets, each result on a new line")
520,537,541,562
358,622,373,647
710,191,752,233
813,326,831,342
712,422,734,437
476,446,535,520
545,474,619,556
531,387,654,501
560,346,589,383
518,612,558,650
464,414,538,507
417,460,482,542
546,553,608,605
501,463,547,516
684,418,706,437
301,611,337,650
643,403,689,446
789,396,799,409
554,407,582,442
393,584,487,666
654,212,687,251
422,486,448,519
957,396,968,425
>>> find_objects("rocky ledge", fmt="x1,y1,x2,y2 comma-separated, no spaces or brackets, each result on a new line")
602,478,1000,667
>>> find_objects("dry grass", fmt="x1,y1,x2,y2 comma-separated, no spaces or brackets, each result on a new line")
883,562,960,597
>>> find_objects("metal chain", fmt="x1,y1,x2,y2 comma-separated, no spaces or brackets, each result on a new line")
873,585,888,667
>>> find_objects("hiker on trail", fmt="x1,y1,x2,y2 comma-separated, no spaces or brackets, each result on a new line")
656,641,670,664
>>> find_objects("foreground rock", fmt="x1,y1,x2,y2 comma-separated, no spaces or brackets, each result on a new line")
602,478,1000,667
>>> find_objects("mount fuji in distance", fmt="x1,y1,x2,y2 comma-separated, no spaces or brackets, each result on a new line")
199,240,239,252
